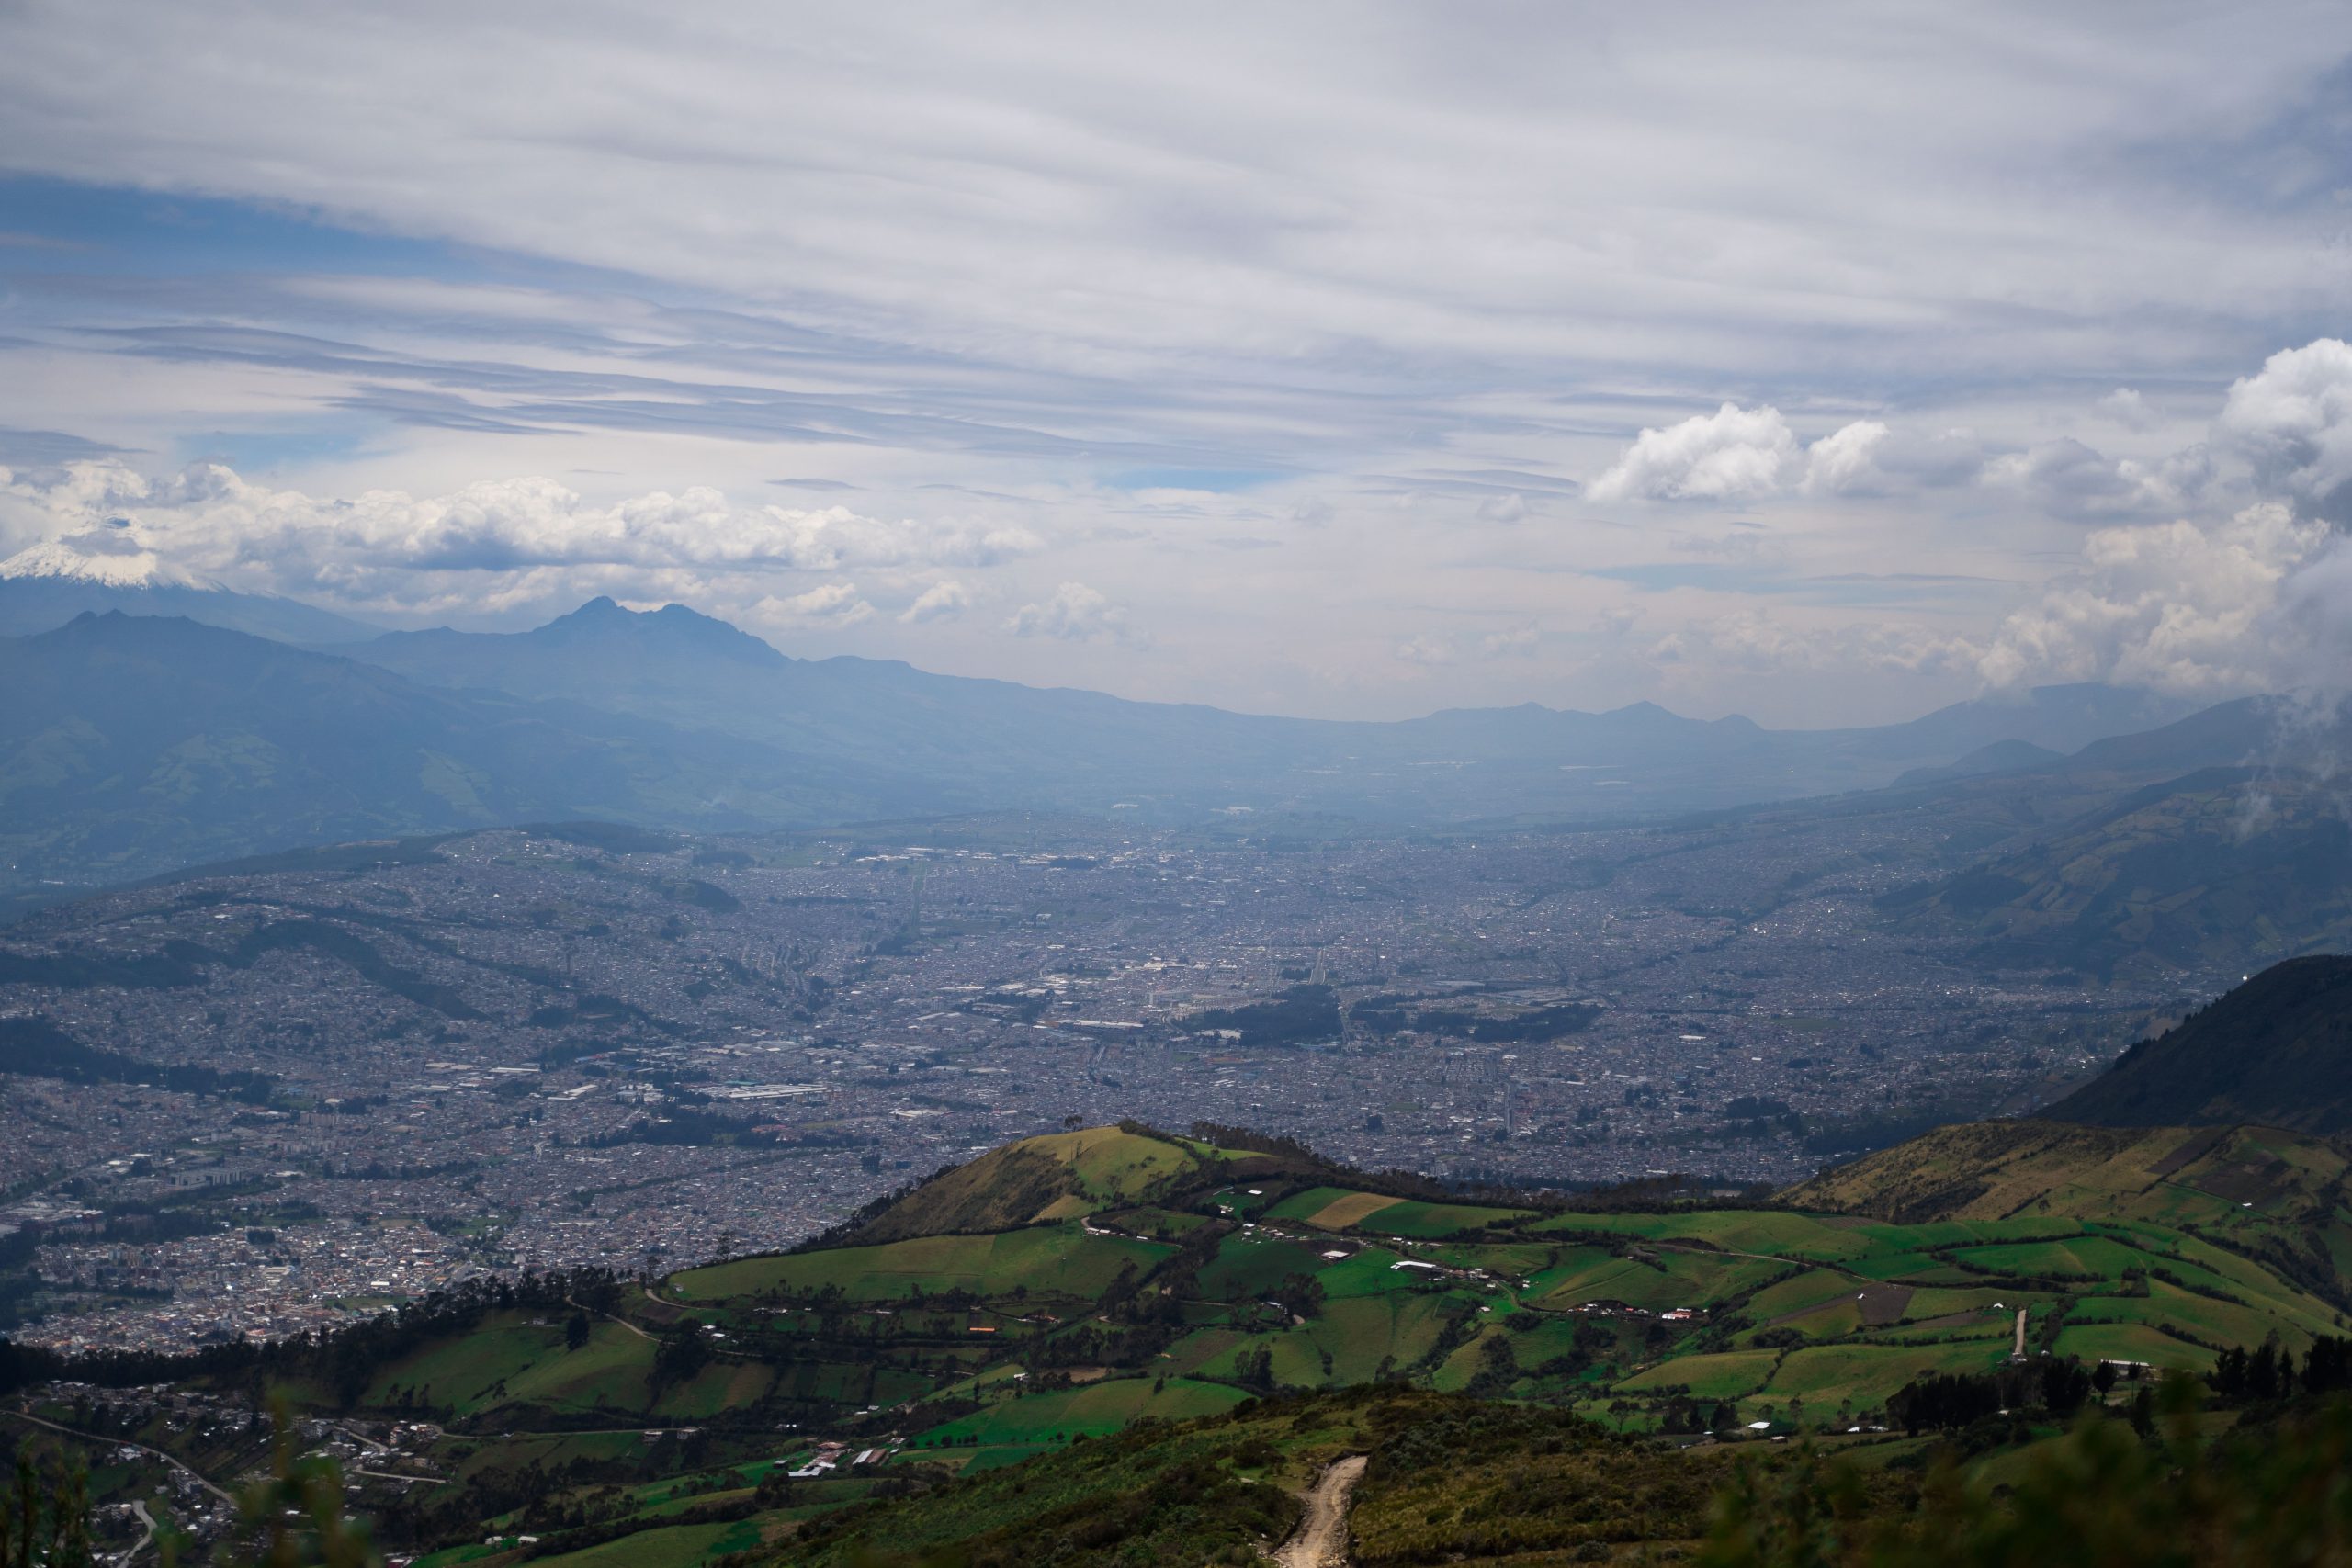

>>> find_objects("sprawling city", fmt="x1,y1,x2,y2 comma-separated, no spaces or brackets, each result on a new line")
6,6,2352,1564
2,812,2173,1360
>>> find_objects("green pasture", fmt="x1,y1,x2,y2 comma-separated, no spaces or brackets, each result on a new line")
527,1517,769,1568
670,1224,1170,1304
1619,1350,1781,1399
910,1374,1246,1448
1759,1340,2010,1409
1350,1199,1533,1238
1196,1231,1332,1300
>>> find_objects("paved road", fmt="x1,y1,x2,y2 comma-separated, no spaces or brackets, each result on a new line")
120,1498,156,1565
4,1409,232,1503
1275,1454,1368,1568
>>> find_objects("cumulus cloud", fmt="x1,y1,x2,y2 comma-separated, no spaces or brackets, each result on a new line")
1980,437,2212,519
2217,338,2352,523
1588,404,1908,503
1007,581,1131,642
1587,403,1803,503
898,580,971,624
1394,624,1539,666
1798,420,1891,494
1393,634,1455,667
0,459,1039,616
761,581,875,626
1977,503,2333,694
1478,623,1539,660
1972,337,2352,698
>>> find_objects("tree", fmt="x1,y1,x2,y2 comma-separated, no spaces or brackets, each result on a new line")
1,1455,92,1568
651,1322,711,1388
565,1311,592,1351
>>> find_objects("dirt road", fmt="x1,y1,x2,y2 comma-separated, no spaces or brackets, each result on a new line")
2012,1308,2029,1358
1275,1453,1368,1568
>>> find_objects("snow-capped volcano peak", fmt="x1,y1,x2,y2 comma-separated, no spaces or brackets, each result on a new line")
0,533,199,589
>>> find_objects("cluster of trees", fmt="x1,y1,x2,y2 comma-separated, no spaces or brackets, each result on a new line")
1183,985,1341,1047
1885,1359,2096,1435
0,1013,275,1103
2212,1334,2352,1402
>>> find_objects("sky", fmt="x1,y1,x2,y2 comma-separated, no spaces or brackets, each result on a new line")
4,3,2352,726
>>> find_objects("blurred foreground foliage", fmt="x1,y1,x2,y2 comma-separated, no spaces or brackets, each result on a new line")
1702,1377,2352,1568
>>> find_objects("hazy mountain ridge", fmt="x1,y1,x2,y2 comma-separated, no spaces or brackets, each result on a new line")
0,562,384,645
1879,769,2352,981
346,597,2211,814
0,612,932,892
0,594,2291,901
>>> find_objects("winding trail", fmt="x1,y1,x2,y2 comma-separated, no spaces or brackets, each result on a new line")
1276,1454,1368,1568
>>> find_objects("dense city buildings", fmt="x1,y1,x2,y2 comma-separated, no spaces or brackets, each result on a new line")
0,813,2185,1353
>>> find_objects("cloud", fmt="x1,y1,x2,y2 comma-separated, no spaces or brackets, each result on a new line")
898,580,971,624
1007,581,1130,642
1393,634,1456,667
2217,337,2352,523
1980,437,2212,519
2098,388,2155,431
0,459,1037,616
1588,404,1905,503
1798,420,1891,494
1477,623,1538,660
1394,624,1539,666
762,581,874,626
1650,614,1976,677
1977,502,2333,694
1587,403,1804,503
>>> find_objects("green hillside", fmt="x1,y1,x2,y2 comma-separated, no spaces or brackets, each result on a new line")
1881,772,2352,981
2045,954,2352,1133
841,1124,1272,1242
37,1116,2334,1567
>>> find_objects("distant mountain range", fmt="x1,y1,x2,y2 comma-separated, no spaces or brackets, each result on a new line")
0,582,2294,908
343,595,2208,816
1870,701,2352,981
0,534,381,644
0,612,933,895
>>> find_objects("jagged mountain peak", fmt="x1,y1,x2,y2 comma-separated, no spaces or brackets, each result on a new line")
526,596,790,663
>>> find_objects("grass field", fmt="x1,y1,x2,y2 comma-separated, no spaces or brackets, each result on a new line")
527,1517,770,1568
670,1223,1170,1303
910,1374,1247,1449
272,1119,2352,1559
